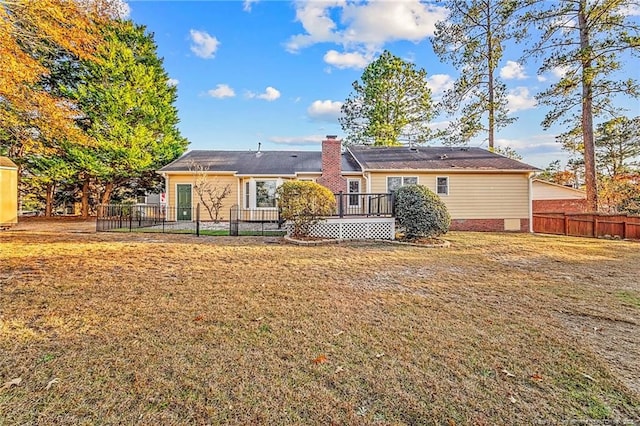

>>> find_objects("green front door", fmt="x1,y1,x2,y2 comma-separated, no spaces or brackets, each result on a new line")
177,184,192,221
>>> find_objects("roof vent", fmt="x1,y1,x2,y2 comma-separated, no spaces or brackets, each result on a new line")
440,154,448,160
291,154,298,157
326,134,338,139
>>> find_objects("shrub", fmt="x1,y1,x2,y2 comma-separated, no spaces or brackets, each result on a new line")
276,181,336,237
394,184,450,239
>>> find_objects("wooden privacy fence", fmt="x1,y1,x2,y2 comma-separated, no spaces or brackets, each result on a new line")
533,212,640,240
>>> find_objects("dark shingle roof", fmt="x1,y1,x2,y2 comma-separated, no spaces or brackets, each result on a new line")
158,150,361,174
348,146,539,171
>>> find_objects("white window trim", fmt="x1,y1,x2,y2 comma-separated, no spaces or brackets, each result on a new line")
347,178,361,207
436,176,449,196
244,181,250,209
249,178,281,210
386,176,419,192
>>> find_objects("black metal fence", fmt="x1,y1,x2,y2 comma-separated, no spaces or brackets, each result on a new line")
229,205,283,236
97,204,202,235
97,192,394,237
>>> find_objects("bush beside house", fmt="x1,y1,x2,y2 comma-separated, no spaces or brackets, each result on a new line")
276,181,336,238
394,185,450,239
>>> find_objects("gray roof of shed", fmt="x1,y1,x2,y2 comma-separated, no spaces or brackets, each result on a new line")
158,150,361,175
348,146,539,171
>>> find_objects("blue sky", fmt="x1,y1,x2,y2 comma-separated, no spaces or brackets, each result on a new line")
125,0,640,169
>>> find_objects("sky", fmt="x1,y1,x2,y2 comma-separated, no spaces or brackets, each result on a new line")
123,0,640,169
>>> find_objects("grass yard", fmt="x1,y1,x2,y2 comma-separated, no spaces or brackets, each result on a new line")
1,223,639,424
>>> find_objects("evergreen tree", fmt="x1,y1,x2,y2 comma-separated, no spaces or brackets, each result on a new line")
432,0,522,148
69,20,188,208
521,0,640,211
339,50,434,146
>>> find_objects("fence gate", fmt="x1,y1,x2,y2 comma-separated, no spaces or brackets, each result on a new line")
229,205,239,236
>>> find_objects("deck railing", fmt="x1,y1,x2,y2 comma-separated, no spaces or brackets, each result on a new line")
333,192,394,218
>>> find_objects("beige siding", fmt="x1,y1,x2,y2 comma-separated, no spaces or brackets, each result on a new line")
164,174,330,221
532,180,585,200
166,173,239,221
369,172,530,219
0,166,18,226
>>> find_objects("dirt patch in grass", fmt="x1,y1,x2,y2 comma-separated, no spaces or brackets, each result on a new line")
1,226,639,424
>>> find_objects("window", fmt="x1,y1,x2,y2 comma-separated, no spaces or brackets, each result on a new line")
255,180,277,208
436,176,449,195
387,176,418,192
298,178,314,182
348,179,361,207
245,182,250,209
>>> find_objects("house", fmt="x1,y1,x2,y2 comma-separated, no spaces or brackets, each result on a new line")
0,156,18,228
532,179,587,213
157,136,540,232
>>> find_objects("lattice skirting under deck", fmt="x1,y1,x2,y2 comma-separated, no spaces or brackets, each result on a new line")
287,218,395,240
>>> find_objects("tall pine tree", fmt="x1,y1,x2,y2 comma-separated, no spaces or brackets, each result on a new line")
431,0,522,148
339,50,434,146
521,0,640,211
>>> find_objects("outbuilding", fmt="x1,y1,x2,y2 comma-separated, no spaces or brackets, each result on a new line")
0,156,18,228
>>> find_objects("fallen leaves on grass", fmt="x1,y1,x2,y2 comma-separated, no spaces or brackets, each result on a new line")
45,378,60,390
312,355,328,365
193,315,204,322
530,373,544,382
581,373,596,382
2,377,22,390
501,369,515,378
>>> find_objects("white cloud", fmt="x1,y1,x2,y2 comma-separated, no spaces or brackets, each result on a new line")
269,135,324,146
551,65,570,79
621,3,640,16
323,50,371,69
247,86,281,101
112,0,130,18
427,120,451,131
286,0,448,64
500,61,527,80
286,1,343,52
167,78,179,87
537,75,547,82
207,84,235,99
80,0,130,18
243,0,259,12
340,1,448,45
426,74,454,96
307,100,343,121
190,29,220,59
494,134,571,169
506,87,537,113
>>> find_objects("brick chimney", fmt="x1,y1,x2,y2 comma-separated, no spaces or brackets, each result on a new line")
317,135,347,194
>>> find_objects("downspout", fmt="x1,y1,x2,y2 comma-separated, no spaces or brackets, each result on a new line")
528,172,534,233
236,176,241,209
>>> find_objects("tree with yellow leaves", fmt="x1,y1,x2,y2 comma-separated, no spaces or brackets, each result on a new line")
0,0,121,161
